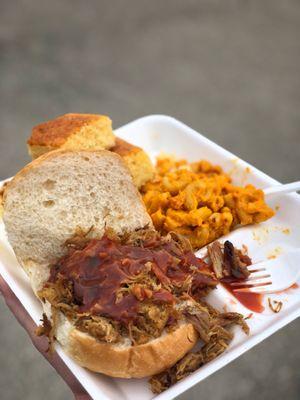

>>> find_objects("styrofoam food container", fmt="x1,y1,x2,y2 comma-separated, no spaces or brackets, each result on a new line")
0,115,299,400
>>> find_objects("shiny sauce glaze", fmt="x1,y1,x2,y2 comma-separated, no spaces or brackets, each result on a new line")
222,282,300,314
49,235,217,324
221,248,264,313
221,281,264,313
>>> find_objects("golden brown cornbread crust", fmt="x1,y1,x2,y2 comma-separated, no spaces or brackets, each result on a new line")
27,114,155,188
111,137,140,156
112,138,155,188
28,113,112,147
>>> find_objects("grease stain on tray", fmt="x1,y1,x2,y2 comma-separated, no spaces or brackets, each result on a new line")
252,226,291,246
267,246,282,260
228,158,252,185
252,227,270,245
272,226,291,235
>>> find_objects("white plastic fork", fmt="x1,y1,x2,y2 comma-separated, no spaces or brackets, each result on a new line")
263,181,300,197
230,249,300,294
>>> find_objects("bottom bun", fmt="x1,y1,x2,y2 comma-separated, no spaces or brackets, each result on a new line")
56,315,198,378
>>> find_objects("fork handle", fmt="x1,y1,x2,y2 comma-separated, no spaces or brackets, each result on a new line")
263,181,300,197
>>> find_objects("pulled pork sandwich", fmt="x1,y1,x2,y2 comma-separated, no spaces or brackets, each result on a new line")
2,149,249,392
37,229,249,388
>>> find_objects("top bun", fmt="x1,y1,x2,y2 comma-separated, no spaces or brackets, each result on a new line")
3,149,152,289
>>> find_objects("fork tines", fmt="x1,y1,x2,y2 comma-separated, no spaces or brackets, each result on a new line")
231,267,272,293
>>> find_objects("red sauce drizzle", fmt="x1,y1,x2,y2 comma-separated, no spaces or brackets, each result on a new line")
222,282,264,313
290,283,299,290
48,235,217,324
273,282,299,295
222,280,299,313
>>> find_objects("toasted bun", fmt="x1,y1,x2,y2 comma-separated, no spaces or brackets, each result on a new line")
3,150,197,378
28,113,115,159
111,138,155,188
53,313,198,378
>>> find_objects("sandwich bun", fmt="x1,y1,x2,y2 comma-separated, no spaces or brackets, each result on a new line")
3,150,198,378
55,314,197,378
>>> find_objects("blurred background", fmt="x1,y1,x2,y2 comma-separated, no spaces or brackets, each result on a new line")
0,0,299,399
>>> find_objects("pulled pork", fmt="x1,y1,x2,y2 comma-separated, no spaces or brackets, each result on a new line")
35,311,57,352
75,315,119,343
38,230,220,346
128,303,172,345
150,302,248,393
208,240,251,280
36,229,251,393
36,313,52,339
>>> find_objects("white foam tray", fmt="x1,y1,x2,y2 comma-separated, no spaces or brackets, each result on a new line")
0,115,299,400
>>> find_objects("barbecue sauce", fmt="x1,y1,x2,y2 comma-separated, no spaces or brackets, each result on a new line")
222,282,264,313
48,235,217,324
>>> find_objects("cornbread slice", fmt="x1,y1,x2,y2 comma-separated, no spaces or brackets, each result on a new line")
27,113,115,159
27,113,155,188
111,138,155,188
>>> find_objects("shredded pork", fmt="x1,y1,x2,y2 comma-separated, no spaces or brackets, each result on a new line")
36,230,251,393
208,240,251,280
150,303,248,393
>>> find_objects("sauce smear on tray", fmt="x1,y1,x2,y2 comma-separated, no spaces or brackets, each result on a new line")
222,282,264,313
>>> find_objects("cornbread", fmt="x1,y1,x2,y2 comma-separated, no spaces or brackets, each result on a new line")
27,113,155,188
111,138,155,188
27,113,115,159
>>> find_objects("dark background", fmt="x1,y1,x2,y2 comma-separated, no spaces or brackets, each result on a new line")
0,1,299,399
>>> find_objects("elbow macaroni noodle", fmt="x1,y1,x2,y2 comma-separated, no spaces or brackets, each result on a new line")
141,157,274,249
